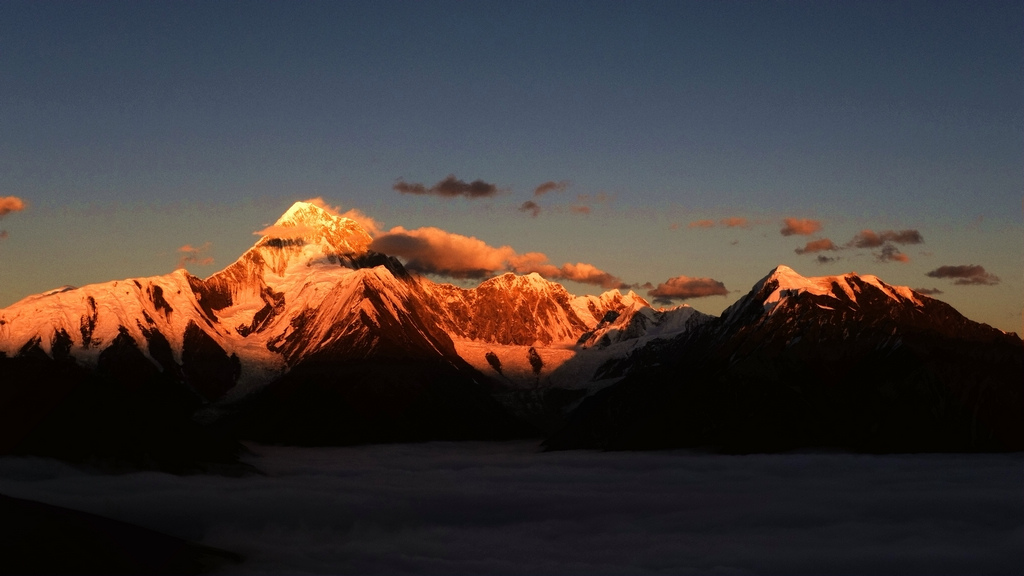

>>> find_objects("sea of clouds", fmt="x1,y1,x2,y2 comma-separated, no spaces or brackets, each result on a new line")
1,442,1021,575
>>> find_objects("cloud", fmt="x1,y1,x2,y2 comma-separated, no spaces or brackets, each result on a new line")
780,218,822,236
339,208,383,237
554,263,627,290
876,244,910,263
688,219,715,229
568,193,608,216
720,217,749,228
509,253,628,290
815,255,837,264
0,444,1016,576
647,275,728,303
926,265,1001,286
291,198,383,237
914,287,944,295
795,238,838,255
176,242,214,269
394,175,499,198
0,230,7,241
370,226,627,289
533,181,569,196
849,229,924,248
302,196,342,216
0,196,27,217
370,226,515,278
519,201,541,218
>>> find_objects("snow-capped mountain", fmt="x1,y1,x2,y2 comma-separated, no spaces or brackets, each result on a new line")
546,265,1023,453
2,203,1019,466
0,201,701,463
1,201,696,396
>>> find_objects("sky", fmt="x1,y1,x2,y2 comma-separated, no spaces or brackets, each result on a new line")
0,0,1021,332
1,443,1021,574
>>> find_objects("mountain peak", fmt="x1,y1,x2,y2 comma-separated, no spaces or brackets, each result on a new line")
275,201,335,227
256,201,372,257
756,265,922,312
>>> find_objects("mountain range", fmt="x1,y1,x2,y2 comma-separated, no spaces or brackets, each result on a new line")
1,201,1020,471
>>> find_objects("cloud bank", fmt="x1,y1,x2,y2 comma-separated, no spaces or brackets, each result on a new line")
849,229,924,248
394,175,499,198
647,275,728,303
1,444,1018,576
926,265,1001,286
370,226,625,288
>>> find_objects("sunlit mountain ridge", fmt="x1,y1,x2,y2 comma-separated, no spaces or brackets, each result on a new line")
0,201,1020,471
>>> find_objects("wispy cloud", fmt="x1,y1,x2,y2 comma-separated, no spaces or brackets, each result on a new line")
780,218,822,236
339,207,383,237
647,275,728,304
876,244,910,263
533,180,570,196
926,265,1000,286
303,196,341,216
720,217,749,228
518,201,541,218
176,242,214,269
394,175,500,198
914,287,944,295
568,193,608,216
687,217,750,229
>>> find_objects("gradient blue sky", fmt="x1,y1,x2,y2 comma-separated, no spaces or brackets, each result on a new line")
1,1,1021,332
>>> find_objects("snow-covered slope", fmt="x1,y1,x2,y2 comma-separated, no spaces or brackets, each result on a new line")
1,201,708,401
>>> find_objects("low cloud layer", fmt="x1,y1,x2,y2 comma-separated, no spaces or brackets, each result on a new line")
1,445,1018,576
926,265,1001,286
176,243,214,269
370,226,625,288
647,275,728,303
394,175,499,198
780,218,822,236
